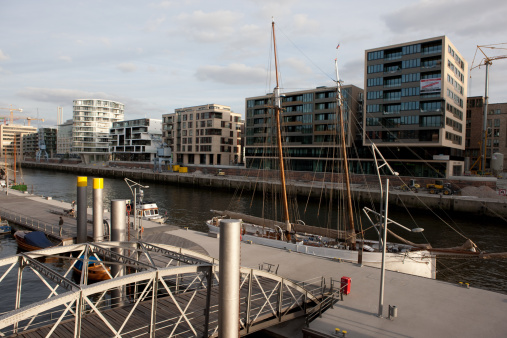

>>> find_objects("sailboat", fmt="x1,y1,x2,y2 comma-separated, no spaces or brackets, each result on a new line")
207,21,440,279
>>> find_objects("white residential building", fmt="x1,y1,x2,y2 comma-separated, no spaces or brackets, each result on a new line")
72,99,124,164
110,118,162,162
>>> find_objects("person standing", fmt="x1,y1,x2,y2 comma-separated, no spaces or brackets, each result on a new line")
59,216,64,236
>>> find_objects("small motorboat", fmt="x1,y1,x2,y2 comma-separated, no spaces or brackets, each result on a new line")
0,219,10,235
73,255,111,282
14,231,54,251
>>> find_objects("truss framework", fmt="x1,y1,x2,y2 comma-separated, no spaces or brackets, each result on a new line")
0,242,323,337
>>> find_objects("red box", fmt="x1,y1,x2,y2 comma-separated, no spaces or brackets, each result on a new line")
341,276,351,295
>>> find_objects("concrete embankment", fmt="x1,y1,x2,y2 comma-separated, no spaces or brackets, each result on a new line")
21,161,507,218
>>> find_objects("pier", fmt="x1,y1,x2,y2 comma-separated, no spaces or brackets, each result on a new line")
0,189,506,337
20,161,507,217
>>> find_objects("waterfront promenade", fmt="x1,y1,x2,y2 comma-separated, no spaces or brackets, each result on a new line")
1,189,506,337
20,161,507,218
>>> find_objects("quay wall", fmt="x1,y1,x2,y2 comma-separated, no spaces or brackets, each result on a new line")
20,161,507,218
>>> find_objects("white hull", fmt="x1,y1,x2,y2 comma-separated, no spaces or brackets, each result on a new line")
207,221,436,279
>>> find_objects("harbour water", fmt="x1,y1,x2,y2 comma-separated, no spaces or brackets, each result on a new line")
2,167,507,295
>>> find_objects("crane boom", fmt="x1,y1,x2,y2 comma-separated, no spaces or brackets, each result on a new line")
469,43,507,175
0,105,23,124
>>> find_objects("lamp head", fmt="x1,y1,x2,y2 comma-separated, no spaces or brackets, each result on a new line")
411,227,424,233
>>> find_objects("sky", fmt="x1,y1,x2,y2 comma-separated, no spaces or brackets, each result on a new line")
1,0,507,128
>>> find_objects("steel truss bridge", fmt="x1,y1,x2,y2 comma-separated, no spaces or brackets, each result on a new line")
0,241,335,337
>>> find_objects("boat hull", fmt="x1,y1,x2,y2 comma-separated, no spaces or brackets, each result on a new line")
207,221,436,279
73,264,111,282
14,232,50,251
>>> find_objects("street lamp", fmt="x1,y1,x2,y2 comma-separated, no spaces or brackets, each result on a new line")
362,180,425,318
124,178,149,239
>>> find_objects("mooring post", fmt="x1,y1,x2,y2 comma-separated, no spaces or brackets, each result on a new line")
218,219,241,338
77,176,87,243
93,178,104,242
111,199,126,307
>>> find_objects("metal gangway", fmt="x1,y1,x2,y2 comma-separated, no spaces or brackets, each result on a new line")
0,241,335,337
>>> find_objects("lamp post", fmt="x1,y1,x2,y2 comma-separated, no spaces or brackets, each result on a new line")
124,178,149,239
377,178,424,318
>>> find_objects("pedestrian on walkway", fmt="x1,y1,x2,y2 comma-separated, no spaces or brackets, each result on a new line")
59,216,64,236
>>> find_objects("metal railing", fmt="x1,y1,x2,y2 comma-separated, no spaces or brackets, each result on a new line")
0,208,59,236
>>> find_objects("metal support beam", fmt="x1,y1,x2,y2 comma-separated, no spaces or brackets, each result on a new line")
140,241,211,265
93,178,104,242
481,61,491,175
203,265,213,336
20,253,79,291
378,178,389,318
77,176,88,243
111,199,126,307
245,269,253,333
218,219,240,338
149,271,158,337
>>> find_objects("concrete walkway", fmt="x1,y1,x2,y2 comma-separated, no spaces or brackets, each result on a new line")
166,228,507,338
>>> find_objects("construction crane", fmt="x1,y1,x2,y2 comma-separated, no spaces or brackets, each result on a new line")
0,105,23,124
470,43,507,175
0,115,40,126
26,117,44,126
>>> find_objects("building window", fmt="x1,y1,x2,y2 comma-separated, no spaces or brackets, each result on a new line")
367,64,383,74
367,50,384,60
402,44,421,55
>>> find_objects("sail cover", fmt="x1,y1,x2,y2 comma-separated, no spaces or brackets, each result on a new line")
24,231,54,249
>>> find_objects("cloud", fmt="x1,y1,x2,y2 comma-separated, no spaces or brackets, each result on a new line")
17,88,117,104
175,10,240,42
291,14,319,35
117,63,137,73
58,55,72,63
0,49,9,61
252,0,299,19
382,0,507,37
100,37,111,47
154,1,175,9
15,87,151,116
284,57,313,75
195,63,267,85
145,16,166,32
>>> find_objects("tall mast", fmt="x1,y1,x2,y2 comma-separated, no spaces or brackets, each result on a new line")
335,59,356,249
272,20,292,237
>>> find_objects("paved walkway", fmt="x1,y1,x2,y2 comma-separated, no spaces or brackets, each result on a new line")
165,228,507,338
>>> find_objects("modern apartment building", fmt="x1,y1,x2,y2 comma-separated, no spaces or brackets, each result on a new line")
72,99,124,164
0,124,37,158
465,96,507,172
57,119,74,156
364,36,467,177
162,104,243,166
110,118,162,162
244,85,364,172
23,127,57,159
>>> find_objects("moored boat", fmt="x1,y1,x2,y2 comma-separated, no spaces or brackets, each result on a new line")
127,188,166,224
206,21,439,278
14,230,55,251
73,255,111,282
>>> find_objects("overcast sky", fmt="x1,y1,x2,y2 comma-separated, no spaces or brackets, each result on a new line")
1,0,506,127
